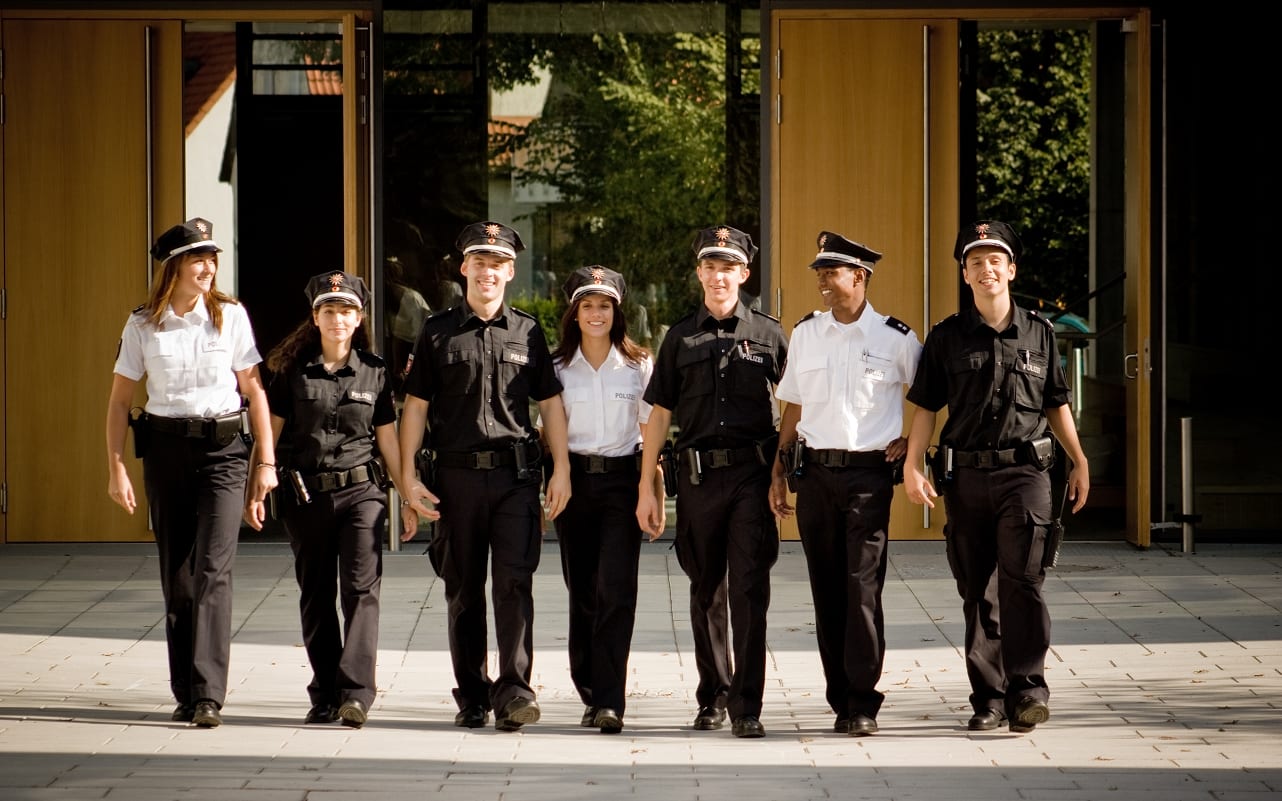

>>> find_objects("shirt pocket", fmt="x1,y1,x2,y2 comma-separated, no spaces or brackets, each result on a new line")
196,335,233,388
1012,351,1050,411
440,346,481,396
499,343,532,398
675,340,716,399
793,353,830,403
144,330,185,375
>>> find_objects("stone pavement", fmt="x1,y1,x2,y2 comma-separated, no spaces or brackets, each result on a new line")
0,538,1279,801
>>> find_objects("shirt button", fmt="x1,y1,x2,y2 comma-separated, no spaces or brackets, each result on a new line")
719,421,725,427
719,372,726,378
720,397,726,402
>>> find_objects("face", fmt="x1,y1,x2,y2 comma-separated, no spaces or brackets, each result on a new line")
962,246,1016,298
312,301,363,344
696,257,749,304
815,265,864,309
575,293,616,341
173,251,218,298
460,252,515,303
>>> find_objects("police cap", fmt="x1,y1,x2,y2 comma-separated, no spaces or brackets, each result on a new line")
809,231,882,273
692,225,758,265
305,271,368,309
563,265,626,304
150,217,222,263
954,220,1022,262
455,221,525,260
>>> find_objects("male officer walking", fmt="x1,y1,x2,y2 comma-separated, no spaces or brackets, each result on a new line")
399,221,572,732
903,220,1089,733
637,225,788,738
769,231,922,736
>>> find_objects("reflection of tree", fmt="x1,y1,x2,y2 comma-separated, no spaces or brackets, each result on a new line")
975,29,1090,308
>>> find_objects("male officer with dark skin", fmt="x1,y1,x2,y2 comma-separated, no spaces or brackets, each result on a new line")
636,225,788,739
903,220,1090,734
398,221,572,733
768,231,922,736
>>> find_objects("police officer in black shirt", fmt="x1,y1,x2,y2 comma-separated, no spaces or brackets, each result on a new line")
244,272,416,729
637,225,788,739
398,221,572,733
903,220,1090,734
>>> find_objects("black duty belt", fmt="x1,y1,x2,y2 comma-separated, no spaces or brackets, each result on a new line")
149,412,241,439
953,448,1022,469
803,447,887,469
435,442,541,470
301,464,375,494
570,452,640,474
684,444,760,469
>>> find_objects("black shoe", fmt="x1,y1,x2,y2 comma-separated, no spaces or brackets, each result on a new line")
580,706,599,728
968,708,1007,731
172,703,195,722
731,715,765,738
848,713,878,736
692,706,727,731
192,700,222,728
594,708,623,734
1010,697,1050,734
304,704,338,725
338,699,368,728
495,697,541,732
833,716,851,734
454,705,489,729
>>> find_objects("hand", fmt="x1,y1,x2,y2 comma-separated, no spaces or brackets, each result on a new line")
768,474,794,519
107,471,137,515
243,499,266,531
405,481,442,521
1067,462,1091,513
885,436,908,462
398,502,419,541
248,463,279,505
636,484,664,541
903,465,937,508
543,468,571,520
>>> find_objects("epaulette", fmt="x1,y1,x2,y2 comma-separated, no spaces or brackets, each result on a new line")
750,308,781,323
131,304,146,315
930,312,958,330
884,315,911,335
510,306,537,321
793,310,819,327
1027,309,1055,330
356,349,387,367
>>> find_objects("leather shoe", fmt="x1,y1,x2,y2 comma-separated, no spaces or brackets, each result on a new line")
731,715,765,738
593,707,623,734
304,704,338,724
968,708,1007,731
495,696,541,732
580,705,598,728
833,716,851,734
692,706,727,730
337,698,368,728
192,700,222,728
848,713,878,736
454,705,489,729
1010,697,1050,734
171,703,195,723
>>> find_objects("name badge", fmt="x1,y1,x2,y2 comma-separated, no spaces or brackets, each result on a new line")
202,338,227,352
613,392,636,401
349,390,375,402
864,367,886,381
504,349,529,365
1024,363,1043,377
742,354,764,364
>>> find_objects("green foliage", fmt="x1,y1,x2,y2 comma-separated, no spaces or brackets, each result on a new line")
508,293,564,348
975,29,1091,309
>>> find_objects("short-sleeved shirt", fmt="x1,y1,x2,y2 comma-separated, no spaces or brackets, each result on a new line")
906,302,1070,451
267,348,396,473
555,345,653,458
402,302,562,451
113,300,261,418
775,302,922,451
644,302,788,450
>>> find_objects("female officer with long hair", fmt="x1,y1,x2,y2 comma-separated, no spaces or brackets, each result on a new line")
242,271,416,729
105,218,277,728
549,265,661,734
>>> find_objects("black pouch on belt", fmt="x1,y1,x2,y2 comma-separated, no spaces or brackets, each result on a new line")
128,408,150,459
212,414,242,447
1024,434,1056,471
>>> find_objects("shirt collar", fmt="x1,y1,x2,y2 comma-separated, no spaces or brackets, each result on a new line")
960,300,1026,336
695,301,750,331
163,298,211,325
567,343,626,370
455,301,510,330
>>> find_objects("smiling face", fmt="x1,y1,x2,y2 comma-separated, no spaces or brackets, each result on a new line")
460,252,515,305
962,246,1016,299
696,256,749,307
172,250,218,301
312,301,363,345
575,293,616,343
814,265,866,311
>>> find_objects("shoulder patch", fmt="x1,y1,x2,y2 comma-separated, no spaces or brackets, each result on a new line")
793,310,818,327
930,312,958,331
750,308,780,323
356,349,387,367
510,306,536,321
131,304,146,315
1027,309,1055,330
884,315,911,335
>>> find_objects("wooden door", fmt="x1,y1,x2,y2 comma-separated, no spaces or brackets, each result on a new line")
2,19,177,542
773,14,959,540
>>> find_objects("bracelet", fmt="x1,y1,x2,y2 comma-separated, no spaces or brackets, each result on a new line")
399,499,412,507
255,462,276,469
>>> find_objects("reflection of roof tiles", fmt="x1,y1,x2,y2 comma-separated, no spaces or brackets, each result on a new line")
489,116,531,170
304,54,343,95
183,32,236,137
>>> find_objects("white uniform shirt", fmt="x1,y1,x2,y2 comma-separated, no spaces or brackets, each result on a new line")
774,302,922,451
113,300,262,418
555,345,653,457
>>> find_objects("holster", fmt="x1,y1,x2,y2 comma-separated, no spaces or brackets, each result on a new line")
1024,434,1056,472
780,437,805,493
927,443,954,486
415,447,436,489
659,440,679,497
683,447,703,486
128,408,150,459
513,438,540,481
367,457,390,490
287,469,311,504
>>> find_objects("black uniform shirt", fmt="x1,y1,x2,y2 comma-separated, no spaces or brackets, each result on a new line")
269,348,396,473
402,303,562,451
906,302,1070,451
644,302,788,450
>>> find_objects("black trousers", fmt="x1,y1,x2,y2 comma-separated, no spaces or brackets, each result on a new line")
553,466,642,715
142,431,248,708
941,463,1054,717
674,459,778,719
281,480,386,709
434,464,543,714
794,463,894,720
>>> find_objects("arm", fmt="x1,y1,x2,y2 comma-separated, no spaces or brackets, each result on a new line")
536,394,572,520
636,405,672,540
237,365,280,503
374,421,419,541
1045,404,1090,513
903,405,939,508
397,394,440,519
769,402,801,519
242,415,285,531
105,374,140,514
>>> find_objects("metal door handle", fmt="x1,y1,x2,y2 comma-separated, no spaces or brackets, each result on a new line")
1124,352,1138,379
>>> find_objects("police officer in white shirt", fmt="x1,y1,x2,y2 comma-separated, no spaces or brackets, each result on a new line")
769,231,922,737
548,265,658,734
105,218,277,729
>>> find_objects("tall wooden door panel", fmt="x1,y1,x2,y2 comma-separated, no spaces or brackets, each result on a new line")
4,20,161,541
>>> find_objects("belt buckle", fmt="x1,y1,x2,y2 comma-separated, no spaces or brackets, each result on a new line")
472,451,495,470
586,454,607,473
976,451,995,468
185,419,205,438
705,449,732,469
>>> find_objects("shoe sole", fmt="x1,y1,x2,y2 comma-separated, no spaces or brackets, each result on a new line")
496,701,541,731
594,712,623,734
1011,701,1050,733
338,704,368,728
